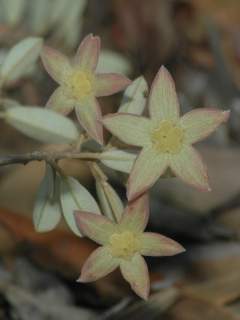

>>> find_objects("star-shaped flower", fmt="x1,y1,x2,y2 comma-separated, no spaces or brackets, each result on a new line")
102,66,230,200
41,34,131,144
75,194,184,300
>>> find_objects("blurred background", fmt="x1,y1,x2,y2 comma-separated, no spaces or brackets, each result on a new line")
0,0,240,319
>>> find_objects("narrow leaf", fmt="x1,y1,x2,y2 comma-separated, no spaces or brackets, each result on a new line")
96,180,124,222
60,176,101,236
5,106,80,144
100,149,136,174
0,37,43,85
118,76,148,115
33,165,61,232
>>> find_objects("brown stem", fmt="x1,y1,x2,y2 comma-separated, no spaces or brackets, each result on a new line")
0,150,101,167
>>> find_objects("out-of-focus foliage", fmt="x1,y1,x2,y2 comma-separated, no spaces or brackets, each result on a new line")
4,106,80,144
0,37,42,86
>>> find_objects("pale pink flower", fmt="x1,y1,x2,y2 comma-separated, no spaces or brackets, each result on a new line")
41,34,131,144
103,66,230,200
75,194,184,300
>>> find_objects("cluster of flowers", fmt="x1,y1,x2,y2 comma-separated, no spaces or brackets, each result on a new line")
41,34,229,299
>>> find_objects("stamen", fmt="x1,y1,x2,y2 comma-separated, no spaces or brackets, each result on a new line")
109,231,140,259
151,120,184,154
65,70,93,100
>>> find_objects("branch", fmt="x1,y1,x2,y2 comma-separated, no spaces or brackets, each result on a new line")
0,150,101,166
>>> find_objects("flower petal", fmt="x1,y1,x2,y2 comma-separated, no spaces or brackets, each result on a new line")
74,34,100,71
169,145,210,191
180,108,230,144
75,97,103,144
140,232,185,257
102,113,151,147
119,194,149,233
78,246,119,282
46,87,74,115
127,148,168,201
120,253,150,300
41,46,72,84
75,211,117,245
95,73,131,97
149,66,179,121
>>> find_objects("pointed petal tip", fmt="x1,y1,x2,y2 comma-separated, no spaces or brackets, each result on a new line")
77,274,91,283
176,243,186,254
136,280,150,301
198,181,211,192
83,33,100,43
159,65,171,76
139,290,149,301
160,65,167,71
76,276,84,283
194,182,211,193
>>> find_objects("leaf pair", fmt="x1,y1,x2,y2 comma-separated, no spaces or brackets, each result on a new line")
33,165,101,235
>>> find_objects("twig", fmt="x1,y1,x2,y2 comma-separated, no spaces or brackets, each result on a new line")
0,150,101,167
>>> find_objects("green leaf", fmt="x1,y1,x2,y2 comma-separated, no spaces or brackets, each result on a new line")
60,176,101,236
0,37,43,86
97,50,131,75
96,180,124,222
5,106,80,144
33,165,61,232
100,149,136,173
119,76,148,115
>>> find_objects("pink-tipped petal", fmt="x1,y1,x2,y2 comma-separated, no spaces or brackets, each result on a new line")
78,246,119,282
140,232,185,257
180,109,230,144
127,148,168,201
75,211,116,245
170,145,210,192
102,113,151,147
149,66,180,121
74,34,100,71
120,253,150,300
75,97,103,144
41,46,71,84
95,73,131,97
119,194,149,233
46,87,74,115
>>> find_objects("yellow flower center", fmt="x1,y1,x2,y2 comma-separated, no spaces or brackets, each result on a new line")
151,120,184,154
109,231,140,259
66,70,93,100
